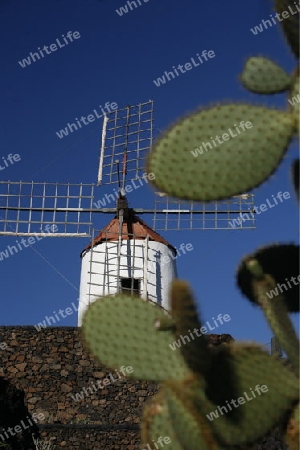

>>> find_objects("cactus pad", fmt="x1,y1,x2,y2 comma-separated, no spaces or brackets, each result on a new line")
200,343,299,446
81,294,190,381
275,0,299,58
240,57,291,93
147,104,295,201
236,243,300,312
141,389,184,450
170,280,213,377
164,380,218,450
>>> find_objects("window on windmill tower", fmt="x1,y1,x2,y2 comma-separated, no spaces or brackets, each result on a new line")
120,278,141,296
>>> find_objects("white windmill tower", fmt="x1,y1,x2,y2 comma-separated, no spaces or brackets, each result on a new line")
78,100,179,324
78,196,178,325
77,100,255,324
0,99,256,326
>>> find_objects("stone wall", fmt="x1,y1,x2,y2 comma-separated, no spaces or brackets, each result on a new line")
0,327,289,449
37,425,140,449
0,326,156,449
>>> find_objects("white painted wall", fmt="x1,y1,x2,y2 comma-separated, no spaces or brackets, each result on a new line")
78,239,177,326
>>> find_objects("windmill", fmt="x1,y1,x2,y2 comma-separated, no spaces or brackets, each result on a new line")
0,99,256,325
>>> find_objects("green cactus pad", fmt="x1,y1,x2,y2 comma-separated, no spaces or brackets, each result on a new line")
240,258,299,376
240,57,291,93
147,104,295,201
81,295,190,381
198,343,299,446
236,243,300,312
141,389,184,450
170,280,213,377
164,380,218,450
275,0,299,58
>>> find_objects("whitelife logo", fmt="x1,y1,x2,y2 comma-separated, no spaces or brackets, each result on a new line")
288,91,300,106
34,298,85,331
191,121,253,157
18,31,81,68
153,50,215,87
116,0,149,16
229,191,291,228
250,2,300,35
0,413,45,444
0,225,59,262
93,173,155,208
55,101,118,139
266,274,300,299
206,385,268,421
169,313,231,351
71,366,133,402
141,436,171,450
0,153,21,171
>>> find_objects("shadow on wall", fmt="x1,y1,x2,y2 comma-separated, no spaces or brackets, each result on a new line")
0,377,40,450
155,251,162,306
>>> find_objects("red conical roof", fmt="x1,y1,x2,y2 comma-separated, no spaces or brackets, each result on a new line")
81,210,176,257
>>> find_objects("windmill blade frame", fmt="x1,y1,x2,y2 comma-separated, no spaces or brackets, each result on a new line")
0,99,256,238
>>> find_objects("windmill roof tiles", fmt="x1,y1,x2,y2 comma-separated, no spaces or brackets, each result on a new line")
81,211,176,256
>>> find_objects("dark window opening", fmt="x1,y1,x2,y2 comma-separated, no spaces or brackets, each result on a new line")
120,278,140,296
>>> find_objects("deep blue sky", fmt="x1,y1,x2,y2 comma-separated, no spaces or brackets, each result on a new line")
0,0,298,350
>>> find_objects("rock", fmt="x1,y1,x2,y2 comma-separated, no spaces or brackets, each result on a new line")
61,384,72,393
93,372,105,378
15,364,27,372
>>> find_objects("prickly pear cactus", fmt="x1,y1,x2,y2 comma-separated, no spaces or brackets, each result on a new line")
80,1,299,448
147,105,295,201
81,280,299,449
146,0,299,202
239,57,292,94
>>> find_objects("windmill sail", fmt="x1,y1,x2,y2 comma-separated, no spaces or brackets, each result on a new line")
0,99,256,326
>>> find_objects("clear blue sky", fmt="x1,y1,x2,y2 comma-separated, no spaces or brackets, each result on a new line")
0,0,298,349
